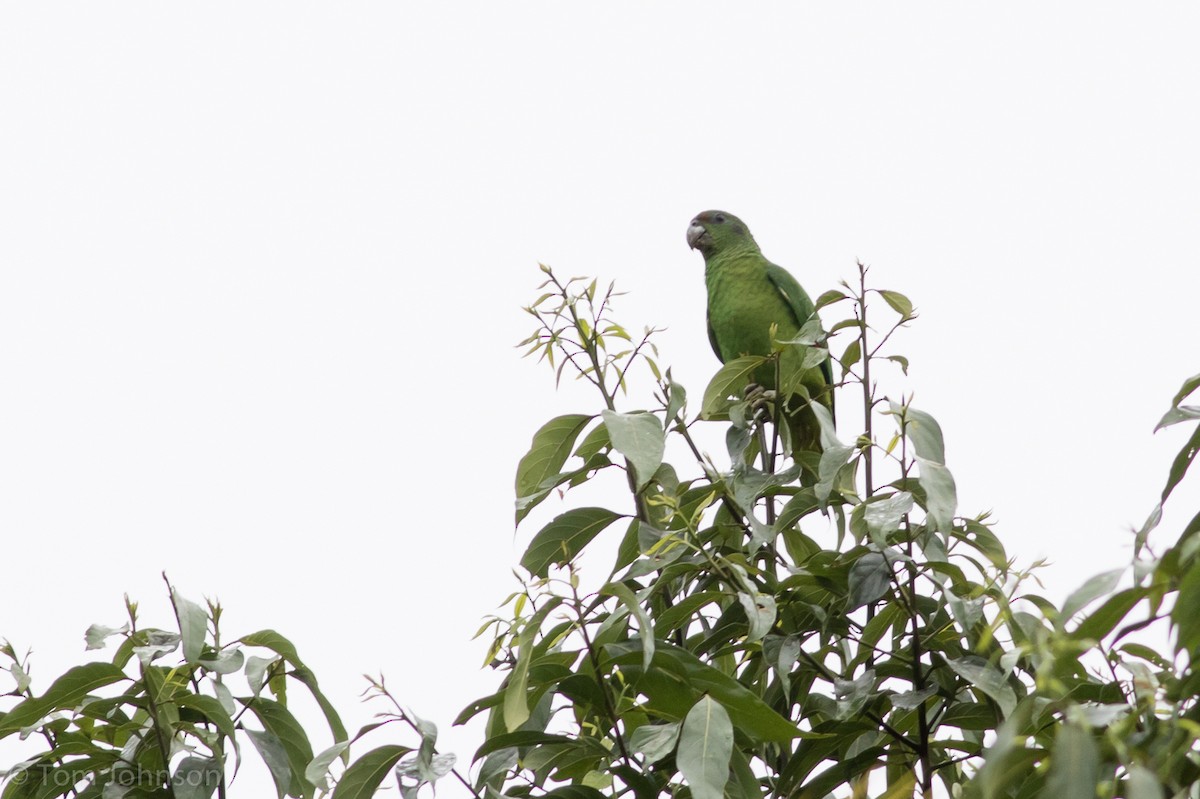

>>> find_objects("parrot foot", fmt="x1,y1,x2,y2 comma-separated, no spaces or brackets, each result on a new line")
742,383,778,423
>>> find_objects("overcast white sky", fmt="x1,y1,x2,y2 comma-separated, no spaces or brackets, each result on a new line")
2,3,1198,795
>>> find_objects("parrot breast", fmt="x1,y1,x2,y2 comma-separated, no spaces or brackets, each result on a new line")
705,254,800,381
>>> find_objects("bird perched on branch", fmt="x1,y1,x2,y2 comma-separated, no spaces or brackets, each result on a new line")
686,210,834,467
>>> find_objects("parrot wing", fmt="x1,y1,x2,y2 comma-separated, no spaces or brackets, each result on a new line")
764,261,834,420
706,314,723,362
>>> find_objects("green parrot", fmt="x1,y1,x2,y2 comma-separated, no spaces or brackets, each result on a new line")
686,209,834,463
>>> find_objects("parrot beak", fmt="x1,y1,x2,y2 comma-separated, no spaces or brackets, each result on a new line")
686,220,708,250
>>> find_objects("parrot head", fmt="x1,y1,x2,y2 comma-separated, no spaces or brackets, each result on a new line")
686,210,759,257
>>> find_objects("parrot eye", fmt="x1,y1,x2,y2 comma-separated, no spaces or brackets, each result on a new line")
714,213,726,224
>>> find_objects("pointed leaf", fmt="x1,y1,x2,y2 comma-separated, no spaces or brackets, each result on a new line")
331,745,411,799
601,410,664,491
600,582,655,671
521,508,623,577
515,414,593,501
0,662,128,737
878,289,914,319
172,588,208,665
629,722,680,764
1127,764,1161,799
815,289,848,309
307,741,352,791
848,552,892,609
839,339,861,378
503,597,563,731
241,697,316,799
247,729,292,799
177,694,238,741
737,591,777,644
677,696,732,799
198,647,244,675
666,381,687,423
1174,373,1200,404
1044,724,1098,799
1160,423,1200,505
1061,569,1123,623
1160,372,1200,420
84,623,129,651
945,656,1017,717
916,457,957,531
701,356,765,419
173,756,223,799
895,404,946,464
863,492,912,539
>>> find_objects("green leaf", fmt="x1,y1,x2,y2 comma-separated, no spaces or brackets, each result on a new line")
792,746,884,799
665,380,687,423
628,721,680,764
1152,371,1200,429
1060,569,1124,625
1156,405,1200,429
1174,372,1200,405
238,629,304,665
1160,423,1200,505
778,490,820,530
473,731,576,759
172,588,208,665
542,788,608,799
736,590,777,644
610,644,800,743
677,695,732,799
177,694,238,741
521,508,623,578
944,656,1017,717
247,655,279,696
198,648,245,675
503,597,563,731
237,630,348,746
877,289,914,319
834,669,877,720
1173,556,1200,653
701,356,765,419
916,458,957,532
1043,724,1098,799
600,582,655,671
814,289,848,309
0,662,128,737
290,665,350,748
816,444,854,502
410,710,439,784
515,414,593,503
839,339,861,378
967,700,1037,798
83,623,129,651
248,729,293,799
657,591,724,636
848,552,893,609
306,741,351,791
601,410,664,491
573,423,611,461
890,687,937,711
331,744,411,799
1119,643,1173,669
173,756,223,799
939,702,998,731
863,492,913,540
1126,764,1161,799
896,404,945,464
241,697,316,799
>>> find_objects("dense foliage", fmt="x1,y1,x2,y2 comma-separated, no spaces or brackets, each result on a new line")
1,265,1197,799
